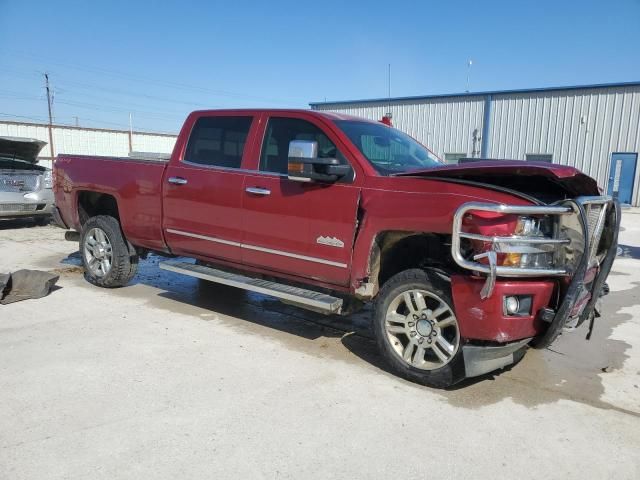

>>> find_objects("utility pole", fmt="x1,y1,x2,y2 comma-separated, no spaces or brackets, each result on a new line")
44,73,55,159
387,63,392,119
128,113,133,153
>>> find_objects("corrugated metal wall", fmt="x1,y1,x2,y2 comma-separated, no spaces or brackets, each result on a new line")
0,121,177,170
488,86,640,204
313,84,640,205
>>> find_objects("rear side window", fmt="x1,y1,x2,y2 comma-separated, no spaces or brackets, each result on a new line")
184,116,252,169
259,117,346,175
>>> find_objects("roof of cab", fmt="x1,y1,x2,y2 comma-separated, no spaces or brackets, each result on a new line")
188,109,378,123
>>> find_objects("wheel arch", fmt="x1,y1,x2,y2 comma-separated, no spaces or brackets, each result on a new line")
76,190,121,226
358,231,455,299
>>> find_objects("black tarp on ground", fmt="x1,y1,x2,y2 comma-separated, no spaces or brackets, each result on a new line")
0,270,59,305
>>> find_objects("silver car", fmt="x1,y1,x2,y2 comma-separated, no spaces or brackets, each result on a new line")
0,136,54,224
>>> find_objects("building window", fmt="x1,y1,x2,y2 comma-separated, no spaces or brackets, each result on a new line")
525,153,553,163
444,153,467,164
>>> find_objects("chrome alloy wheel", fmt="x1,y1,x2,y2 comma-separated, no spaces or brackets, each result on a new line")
84,227,113,278
385,289,460,370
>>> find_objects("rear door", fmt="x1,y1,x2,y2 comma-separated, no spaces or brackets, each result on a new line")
241,114,361,286
163,113,257,262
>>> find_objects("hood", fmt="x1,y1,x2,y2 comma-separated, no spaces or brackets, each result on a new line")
394,160,600,203
0,136,47,164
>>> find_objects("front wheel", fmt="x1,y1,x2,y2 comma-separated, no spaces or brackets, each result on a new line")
80,215,138,288
373,269,466,388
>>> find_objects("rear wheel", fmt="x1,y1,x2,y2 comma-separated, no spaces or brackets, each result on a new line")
373,269,466,388
80,215,138,288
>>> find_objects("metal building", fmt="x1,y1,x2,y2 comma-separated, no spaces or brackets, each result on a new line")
310,81,640,206
0,120,177,170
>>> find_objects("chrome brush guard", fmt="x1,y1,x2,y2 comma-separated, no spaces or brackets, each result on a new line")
451,196,614,298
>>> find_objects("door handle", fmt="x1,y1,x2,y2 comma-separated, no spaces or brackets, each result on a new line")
245,187,271,196
167,176,188,185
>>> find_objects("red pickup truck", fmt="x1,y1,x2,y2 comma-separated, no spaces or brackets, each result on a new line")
53,109,620,387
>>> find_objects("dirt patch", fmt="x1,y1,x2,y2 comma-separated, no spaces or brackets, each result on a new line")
49,265,84,276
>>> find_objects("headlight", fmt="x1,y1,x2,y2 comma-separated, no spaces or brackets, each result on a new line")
461,213,561,269
501,216,555,268
42,170,53,189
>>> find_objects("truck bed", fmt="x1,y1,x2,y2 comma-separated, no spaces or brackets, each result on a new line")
55,154,169,251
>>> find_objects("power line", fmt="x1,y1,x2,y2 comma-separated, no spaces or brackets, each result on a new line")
54,99,185,122
0,112,50,122
56,77,217,109
0,68,213,109
6,51,306,105
0,111,177,134
0,88,190,120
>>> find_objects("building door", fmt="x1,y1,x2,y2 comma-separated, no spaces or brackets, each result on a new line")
607,153,638,205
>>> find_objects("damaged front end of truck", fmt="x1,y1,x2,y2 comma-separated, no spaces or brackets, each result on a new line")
398,161,621,378
451,196,620,345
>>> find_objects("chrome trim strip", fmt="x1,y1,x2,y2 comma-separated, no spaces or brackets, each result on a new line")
180,160,268,175
166,228,241,247
165,228,348,268
459,232,570,244
241,243,348,268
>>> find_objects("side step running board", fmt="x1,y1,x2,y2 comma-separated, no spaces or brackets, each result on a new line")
159,260,343,314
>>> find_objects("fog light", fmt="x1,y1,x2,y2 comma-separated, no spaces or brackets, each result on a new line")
504,296,520,315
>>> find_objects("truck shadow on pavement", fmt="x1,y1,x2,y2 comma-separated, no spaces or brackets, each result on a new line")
67,252,638,413
0,218,48,230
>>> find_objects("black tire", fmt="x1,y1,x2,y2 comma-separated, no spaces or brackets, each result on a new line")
80,215,138,288
373,268,466,388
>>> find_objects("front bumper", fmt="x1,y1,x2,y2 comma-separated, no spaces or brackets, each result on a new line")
463,338,531,378
0,189,54,218
451,276,555,342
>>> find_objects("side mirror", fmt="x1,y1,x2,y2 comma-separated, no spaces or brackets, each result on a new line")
287,140,352,183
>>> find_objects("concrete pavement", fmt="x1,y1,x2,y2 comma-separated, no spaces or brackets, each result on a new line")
1,215,639,479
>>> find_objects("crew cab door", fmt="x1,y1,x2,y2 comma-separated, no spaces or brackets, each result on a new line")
241,114,361,286
162,113,258,262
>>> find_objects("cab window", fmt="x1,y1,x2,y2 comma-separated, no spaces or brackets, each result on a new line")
335,120,441,175
259,117,349,177
184,116,253,168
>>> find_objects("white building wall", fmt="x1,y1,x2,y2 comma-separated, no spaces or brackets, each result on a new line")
488,86,640,204
131,133,177,155
0,121,177,170
313,84,640,206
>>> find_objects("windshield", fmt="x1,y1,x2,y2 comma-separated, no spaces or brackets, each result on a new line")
335,120,442,175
